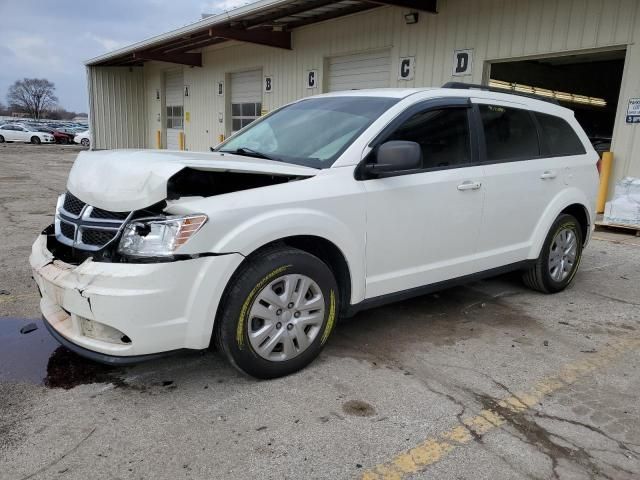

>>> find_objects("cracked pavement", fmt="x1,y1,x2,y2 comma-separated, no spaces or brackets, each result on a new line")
1,143,639,480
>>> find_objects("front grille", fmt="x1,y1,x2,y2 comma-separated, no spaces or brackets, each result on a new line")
56,192,131,251
63,192,86,216
90,207,130,220
60,221,75,240
81,229,117,246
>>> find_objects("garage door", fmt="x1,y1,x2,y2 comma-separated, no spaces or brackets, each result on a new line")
165,70,183,150
231,70,262,133
328,50,391,92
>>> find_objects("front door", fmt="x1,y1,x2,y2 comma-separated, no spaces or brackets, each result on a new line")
362,103,484,299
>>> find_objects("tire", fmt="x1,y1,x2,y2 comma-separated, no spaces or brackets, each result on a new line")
31,136,41,145
81,138,90,147
0,135,4,143
522,213,583,293
215,247,339,379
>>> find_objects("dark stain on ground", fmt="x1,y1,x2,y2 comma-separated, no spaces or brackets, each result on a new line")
342,400,376,417
475,393,636,479
328,279,536,363
0,317,124,389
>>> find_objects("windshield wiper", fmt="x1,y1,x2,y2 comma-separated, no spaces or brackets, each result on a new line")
222,147,276,161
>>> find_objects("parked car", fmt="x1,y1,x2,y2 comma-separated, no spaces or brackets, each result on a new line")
0,124,55,144
25,124,74,144
30,86,598,378
73,130,91,147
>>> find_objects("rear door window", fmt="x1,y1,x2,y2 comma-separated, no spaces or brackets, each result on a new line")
479,105,539,162
535,112,586,156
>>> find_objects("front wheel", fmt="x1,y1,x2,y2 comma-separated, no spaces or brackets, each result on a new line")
216,247,339,379
31,136,41,144
81,138,90,147
522,213,583,293
0,135,4,143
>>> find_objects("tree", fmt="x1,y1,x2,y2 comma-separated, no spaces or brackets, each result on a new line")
7,78,58,120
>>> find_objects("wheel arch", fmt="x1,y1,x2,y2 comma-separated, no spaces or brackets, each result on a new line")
528,189,594,260
226,235,354,317
560,203,590,245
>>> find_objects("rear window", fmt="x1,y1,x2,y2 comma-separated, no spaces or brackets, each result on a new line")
479,105,539,162
535,112,586,156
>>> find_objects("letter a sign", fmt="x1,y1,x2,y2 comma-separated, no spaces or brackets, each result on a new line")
452,49,473,76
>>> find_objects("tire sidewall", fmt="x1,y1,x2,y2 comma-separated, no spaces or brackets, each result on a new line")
218,249,338,379
31,136,40,144
0,135,4,143
539,214,583,292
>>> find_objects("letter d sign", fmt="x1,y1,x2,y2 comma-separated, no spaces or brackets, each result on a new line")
452,49,473,76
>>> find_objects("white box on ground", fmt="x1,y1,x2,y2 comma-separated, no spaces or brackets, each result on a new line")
603,177,640,226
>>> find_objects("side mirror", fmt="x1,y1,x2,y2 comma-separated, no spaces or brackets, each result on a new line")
365,141,422,175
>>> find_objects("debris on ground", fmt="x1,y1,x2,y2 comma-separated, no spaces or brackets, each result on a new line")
19,323,38,334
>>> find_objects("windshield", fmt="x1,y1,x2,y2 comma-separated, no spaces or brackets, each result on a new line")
217,96,398,168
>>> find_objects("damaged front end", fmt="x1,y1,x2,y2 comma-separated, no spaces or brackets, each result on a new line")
29,151,316,361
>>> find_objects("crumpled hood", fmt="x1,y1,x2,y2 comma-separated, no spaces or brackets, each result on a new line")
67,149,318,211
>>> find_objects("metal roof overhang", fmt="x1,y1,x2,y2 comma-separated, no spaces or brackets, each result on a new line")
85,0,437,67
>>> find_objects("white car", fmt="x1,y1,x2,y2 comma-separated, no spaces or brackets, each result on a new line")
30,86,599,378
0,124,55,144
74,130,91,147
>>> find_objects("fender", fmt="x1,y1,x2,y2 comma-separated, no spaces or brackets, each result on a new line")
212,207,365,304
527,187,593,260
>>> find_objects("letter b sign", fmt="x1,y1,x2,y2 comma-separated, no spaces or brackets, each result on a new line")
452,49,473,76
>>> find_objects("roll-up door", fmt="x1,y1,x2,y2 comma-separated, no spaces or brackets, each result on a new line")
165,70,184,150
328,50,391,92
230,69,262,133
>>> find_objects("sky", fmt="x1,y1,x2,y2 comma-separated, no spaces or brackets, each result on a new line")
0,0,253,113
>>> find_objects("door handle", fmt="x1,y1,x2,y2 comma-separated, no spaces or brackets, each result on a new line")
457,181,482,191
540,170,557,180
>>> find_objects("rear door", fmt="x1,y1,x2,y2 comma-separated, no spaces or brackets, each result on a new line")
361,99,485,298
472,101,566,270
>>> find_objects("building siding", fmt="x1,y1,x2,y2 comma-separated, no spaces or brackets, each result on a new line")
93,0,640,190
88,66,145,150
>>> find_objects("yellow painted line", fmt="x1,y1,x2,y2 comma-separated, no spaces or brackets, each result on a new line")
361,336,640,480
0,292,39,305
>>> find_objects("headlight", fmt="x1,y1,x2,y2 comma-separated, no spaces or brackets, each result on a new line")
117,214,207,257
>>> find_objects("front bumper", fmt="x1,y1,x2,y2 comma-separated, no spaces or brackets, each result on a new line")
30,234,244,360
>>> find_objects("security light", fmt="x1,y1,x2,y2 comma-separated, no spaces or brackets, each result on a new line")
404,12,419,24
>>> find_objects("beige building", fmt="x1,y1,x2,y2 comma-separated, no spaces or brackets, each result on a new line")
86,0,640,196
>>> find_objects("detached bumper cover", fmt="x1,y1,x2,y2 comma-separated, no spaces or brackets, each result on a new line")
30,234,244,359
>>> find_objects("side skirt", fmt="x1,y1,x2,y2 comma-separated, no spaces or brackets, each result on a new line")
344,260,535,317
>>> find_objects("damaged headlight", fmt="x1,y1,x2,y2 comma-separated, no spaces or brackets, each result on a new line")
118,214,207,257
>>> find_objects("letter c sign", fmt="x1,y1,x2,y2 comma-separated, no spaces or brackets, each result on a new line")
306,70,318,89
398,57,415,81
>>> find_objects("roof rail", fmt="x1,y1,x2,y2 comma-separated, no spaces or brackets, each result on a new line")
442,82,560,106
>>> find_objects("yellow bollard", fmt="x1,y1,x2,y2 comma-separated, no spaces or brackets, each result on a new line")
155,130,161,149
178,132,185,151
596,151,613,214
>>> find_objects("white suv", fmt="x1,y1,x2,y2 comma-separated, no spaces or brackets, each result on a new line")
30,86,598,378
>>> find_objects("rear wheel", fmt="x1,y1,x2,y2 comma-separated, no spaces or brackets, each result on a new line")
0,135,4,143
522,213,583,293
31,136,41,144
216,247,339,379
81,138,90,147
